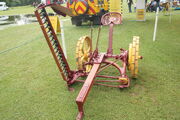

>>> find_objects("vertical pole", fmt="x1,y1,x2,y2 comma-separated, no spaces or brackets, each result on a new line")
90,23,93,41
60,20,67,58
107,23,114,54
95,26,101,51
153,7,159,42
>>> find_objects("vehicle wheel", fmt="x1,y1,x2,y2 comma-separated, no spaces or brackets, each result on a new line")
76,36,92,72
128,36,141,78
93,16,101,25
76,21,82,26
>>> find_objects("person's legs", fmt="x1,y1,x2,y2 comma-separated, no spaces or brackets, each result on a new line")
134,7,136,12
130,4,132,12
128,3,132,12
156,2,161,11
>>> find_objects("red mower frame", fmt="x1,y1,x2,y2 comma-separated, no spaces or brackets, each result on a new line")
35,3,142,120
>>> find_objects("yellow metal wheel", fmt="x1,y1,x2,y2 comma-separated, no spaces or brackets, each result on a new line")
128,36,140,78
76,36,92,72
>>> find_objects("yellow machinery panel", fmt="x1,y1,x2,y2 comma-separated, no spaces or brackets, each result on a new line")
49,16,61,34
87,0,100,15
68,0,110,16
109,0,122,14
67,0,123,25
74,0,89,15
136,9,145,21
68,1,77,16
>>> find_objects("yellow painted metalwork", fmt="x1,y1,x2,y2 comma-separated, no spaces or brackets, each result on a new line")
49,16,61,34
109,0,123,14
76,36,92,72
119,77,129,85
136,9,145,21
87,0,99,15
128,36,140,78
69,1,77,16
69,0,115,16
75,1,88,15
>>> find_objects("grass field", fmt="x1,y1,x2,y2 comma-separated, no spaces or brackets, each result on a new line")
0,5,55,16
0,5,180,120
0,6,35,15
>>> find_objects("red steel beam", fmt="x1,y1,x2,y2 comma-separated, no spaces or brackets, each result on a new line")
76,54,104,120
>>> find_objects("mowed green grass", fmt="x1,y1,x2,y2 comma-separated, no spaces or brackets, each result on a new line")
0,10,180,120
0,6,35,15
0,5,55,16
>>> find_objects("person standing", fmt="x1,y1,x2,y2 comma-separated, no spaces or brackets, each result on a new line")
155,0,161,10
127,0,134,13
134,2,137,12
155,0,160,5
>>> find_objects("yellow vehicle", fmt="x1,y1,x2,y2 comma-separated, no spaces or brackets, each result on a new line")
67,0,122,26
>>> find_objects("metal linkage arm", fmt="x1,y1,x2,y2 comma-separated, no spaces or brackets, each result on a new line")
76,54,105,120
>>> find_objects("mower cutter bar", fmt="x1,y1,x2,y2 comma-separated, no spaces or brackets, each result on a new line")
35,8,71,82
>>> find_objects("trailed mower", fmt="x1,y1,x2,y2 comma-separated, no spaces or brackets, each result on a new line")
35,3,142,120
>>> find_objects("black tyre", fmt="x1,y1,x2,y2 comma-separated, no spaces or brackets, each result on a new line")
93,16,101,25
76,21,82,26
